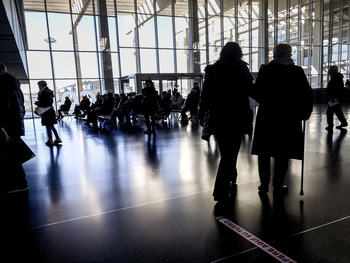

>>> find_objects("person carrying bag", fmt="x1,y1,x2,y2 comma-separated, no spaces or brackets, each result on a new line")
0,62,31,193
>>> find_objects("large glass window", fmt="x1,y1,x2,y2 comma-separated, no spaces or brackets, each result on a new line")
47,13,73,51
21,0,350,118
27,51,52,79
76,15,97,51
117,13,136,47
157,16,174,48
25,12,49,50
52,52,76,79
138,17,156,48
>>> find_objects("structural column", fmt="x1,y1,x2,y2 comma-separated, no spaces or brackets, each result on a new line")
97,0,114,93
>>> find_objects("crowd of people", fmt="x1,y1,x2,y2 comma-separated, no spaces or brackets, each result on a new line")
67,81,201,133
2,41,349,200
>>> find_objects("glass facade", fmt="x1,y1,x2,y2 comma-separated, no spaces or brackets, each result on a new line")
21,0,350,117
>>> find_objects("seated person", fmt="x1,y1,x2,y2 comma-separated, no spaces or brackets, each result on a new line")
158,91,171,120
114,93,133,125
181,88,200,120
57,96,72,120
74,95,91,118
129,93,144,123
170,92,184,111
85,93,115,129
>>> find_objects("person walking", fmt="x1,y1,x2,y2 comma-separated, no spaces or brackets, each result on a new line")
325,65,348,131
0,62,28,193
251,44,313,195
199,42,254,205
35,81,62,146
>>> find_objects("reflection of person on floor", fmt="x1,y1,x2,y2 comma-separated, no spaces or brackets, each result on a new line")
251,44,313,196
325,65,348,131
0,62,28,193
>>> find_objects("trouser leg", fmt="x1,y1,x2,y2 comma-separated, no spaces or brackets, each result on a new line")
258,155,271,190
144,114,151,130
46,126,53,141
51,126,59,139
213,132,242,200
273,157,289,189
326,106,334,125
334,105,347,124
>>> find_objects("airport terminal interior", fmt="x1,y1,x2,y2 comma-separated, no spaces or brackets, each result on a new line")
2,0,350,262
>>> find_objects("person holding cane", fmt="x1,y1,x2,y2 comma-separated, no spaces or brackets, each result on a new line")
250,44,313,196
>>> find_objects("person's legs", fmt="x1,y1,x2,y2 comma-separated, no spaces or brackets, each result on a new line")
150,112,156,133
51,125,60,140
144,113,151,132
273,157,290,191
46,126,53,141
326,106,334,130
213,131,242,201
257,154,271,192
334,105,347,126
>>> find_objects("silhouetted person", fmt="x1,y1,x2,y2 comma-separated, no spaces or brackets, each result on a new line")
325,65,348,131
251,44,313,195
57,96,72,120
36,81,62,146
74,95,91,118
199,42,253,204
0,62,28,193
142,80,158,134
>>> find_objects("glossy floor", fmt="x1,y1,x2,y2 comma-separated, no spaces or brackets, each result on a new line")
2,104,350,262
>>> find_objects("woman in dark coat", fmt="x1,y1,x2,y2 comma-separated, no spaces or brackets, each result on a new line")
251,44,313,195
199,42,254,204
35,81,62,146
0,62,28,193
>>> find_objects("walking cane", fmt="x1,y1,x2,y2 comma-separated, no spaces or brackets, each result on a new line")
300,120,306,196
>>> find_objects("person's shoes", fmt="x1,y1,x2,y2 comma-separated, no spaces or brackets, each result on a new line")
45,140,54,146
54,138,62,145
325,125,334,131
273,185,288,196
336,122,348,129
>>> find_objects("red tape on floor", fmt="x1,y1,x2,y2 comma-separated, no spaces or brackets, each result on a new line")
215,216,297,263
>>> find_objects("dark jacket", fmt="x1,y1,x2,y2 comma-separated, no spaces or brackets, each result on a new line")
251,63,313,160
199,59,253,134
0,73,25,137
37,87,57,126
326,72,344,102
142,86,158,114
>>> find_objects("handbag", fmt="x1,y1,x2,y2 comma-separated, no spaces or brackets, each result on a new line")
34,106,52,116
201,109,213,142
0,130,35,163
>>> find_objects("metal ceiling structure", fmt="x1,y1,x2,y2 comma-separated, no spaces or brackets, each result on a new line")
0,0,28,82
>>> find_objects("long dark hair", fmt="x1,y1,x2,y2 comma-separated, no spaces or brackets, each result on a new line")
219,42,242,61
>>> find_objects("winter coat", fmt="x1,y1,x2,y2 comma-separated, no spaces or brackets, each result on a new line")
0,73,25,137
199,59,253,135
37,87,57,126
251,63,313,160
326,72,344,102
142,86,158,114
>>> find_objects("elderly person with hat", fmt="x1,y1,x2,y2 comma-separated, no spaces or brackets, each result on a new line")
251,44,313,196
